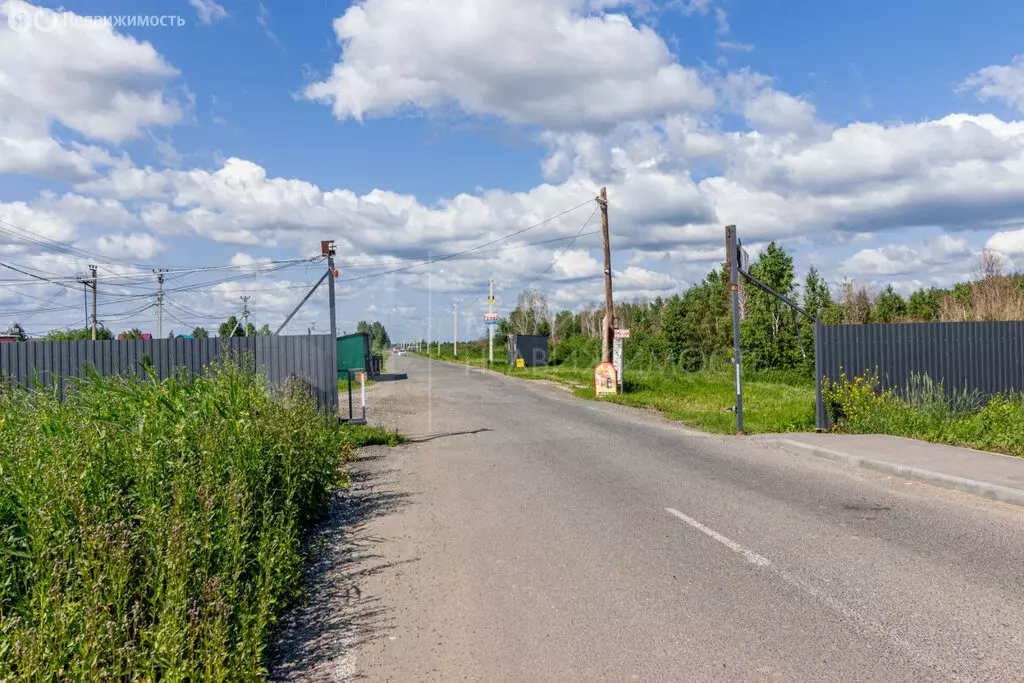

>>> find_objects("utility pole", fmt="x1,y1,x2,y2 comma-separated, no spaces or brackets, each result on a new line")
89,265,98,341
726,225,744,435
488,278,495,364
326,241,338,343
155,269,166,338
240,296,251,336
453,302,458,357
598,187,613,363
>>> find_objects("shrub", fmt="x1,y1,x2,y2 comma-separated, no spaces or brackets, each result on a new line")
823,371,1024,457
0,361,349,679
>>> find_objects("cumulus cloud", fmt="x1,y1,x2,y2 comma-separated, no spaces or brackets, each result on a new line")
0,1,182,143
986,227,1024,256
960,55,1024,114
303,0,715,129
89,233,166,260
840,235,973,277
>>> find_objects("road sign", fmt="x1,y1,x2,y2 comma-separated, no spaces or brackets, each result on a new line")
594,361,617,397
739,246,750,273
614,328,630,339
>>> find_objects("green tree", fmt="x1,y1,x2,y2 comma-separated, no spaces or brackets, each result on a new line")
907,288,943,321
874,285,907,323
742,242,800,370
257,323,272,336
4,322,27,341
245,322,257,337
42,327,113,341
803,267,840,324
191,327,210,339
218,316,244,338
120,328,145,340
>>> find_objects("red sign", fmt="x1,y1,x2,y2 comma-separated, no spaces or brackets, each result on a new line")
483,312,499,321
614,328,630,339
594,361,618,397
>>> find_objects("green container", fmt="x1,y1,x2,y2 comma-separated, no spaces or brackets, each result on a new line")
337,333,371,374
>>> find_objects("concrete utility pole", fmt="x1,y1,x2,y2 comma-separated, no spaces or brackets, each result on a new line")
89,265,98,341
598,187,613,363
488,278,495,364
240,296,251,336
155,269,166,338
453,302,458,357
326,242,338,343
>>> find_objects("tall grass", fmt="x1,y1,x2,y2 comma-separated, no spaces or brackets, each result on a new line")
824,372,1024,457
0,360,353,679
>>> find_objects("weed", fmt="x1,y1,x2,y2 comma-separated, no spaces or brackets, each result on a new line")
0,360,356,679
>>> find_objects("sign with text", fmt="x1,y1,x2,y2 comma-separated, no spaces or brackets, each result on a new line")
594,361,618,397
483,312,499,321
613,337,624,393
614,328,630,339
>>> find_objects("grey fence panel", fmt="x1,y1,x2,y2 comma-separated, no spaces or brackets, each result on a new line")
0,336,339,414
817,321,1024,397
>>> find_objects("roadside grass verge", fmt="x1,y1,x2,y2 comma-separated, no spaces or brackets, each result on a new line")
0,360,390,679
825,372,1024,457
414,346,815,435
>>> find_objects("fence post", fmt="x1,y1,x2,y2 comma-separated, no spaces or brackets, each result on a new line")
814,321,826,431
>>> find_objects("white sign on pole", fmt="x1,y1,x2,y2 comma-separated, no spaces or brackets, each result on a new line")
614,328,630,339
612,337,624,393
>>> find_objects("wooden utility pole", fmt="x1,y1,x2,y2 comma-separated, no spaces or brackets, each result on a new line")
598,187,613,363
89,265,98,340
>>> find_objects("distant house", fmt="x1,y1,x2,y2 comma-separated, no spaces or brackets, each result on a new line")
117,333,154,341
0,336,18,343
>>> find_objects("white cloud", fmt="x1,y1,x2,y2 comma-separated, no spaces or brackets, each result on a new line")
303,0,715,129
840,235,973,277
0,1,182,143
986,227,1024,256
188,0,228,24
960,55,1024,113
89,233,166,260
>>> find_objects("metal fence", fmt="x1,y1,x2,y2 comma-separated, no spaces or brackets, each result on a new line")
814,321,1024,428
0,335,339,415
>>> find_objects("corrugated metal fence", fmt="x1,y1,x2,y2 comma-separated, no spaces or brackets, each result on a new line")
814,321,1024,428
0,335,339,415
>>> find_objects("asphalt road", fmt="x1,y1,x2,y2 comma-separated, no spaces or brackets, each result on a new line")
272,355,1024,682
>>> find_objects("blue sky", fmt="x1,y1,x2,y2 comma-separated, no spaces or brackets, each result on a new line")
2,0,1024,340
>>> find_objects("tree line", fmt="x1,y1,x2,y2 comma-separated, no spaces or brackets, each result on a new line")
489,244,1024,374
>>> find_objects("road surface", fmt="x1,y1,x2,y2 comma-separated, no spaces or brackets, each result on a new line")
272,355,1024,682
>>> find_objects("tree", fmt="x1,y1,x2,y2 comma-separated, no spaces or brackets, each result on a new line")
191,327,210,339
218,316,244,338
4,322,26,341
245,322,257,337
803,267,840,324
742,242,800,370
257,323,271,336
874,285,907,323
42,327,113,341
120,328,144,340
509,289,549,335
907,288,942,322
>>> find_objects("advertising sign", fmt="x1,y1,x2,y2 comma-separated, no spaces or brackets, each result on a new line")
614,328,630,339
594,361,618,397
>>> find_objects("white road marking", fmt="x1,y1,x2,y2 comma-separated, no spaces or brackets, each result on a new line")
663,507,947,678
665,507,771,567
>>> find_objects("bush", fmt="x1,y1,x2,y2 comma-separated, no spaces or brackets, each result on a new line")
0,361,350,679
823,371,1024,457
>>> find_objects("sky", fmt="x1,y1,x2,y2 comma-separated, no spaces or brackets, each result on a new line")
2,0,1024,341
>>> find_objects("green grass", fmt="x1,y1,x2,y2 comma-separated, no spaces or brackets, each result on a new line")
415,345,815,435
825,372,1024,457
0,360,393,679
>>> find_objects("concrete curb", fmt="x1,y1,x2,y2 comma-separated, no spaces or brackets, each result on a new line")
777,438,1024,508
